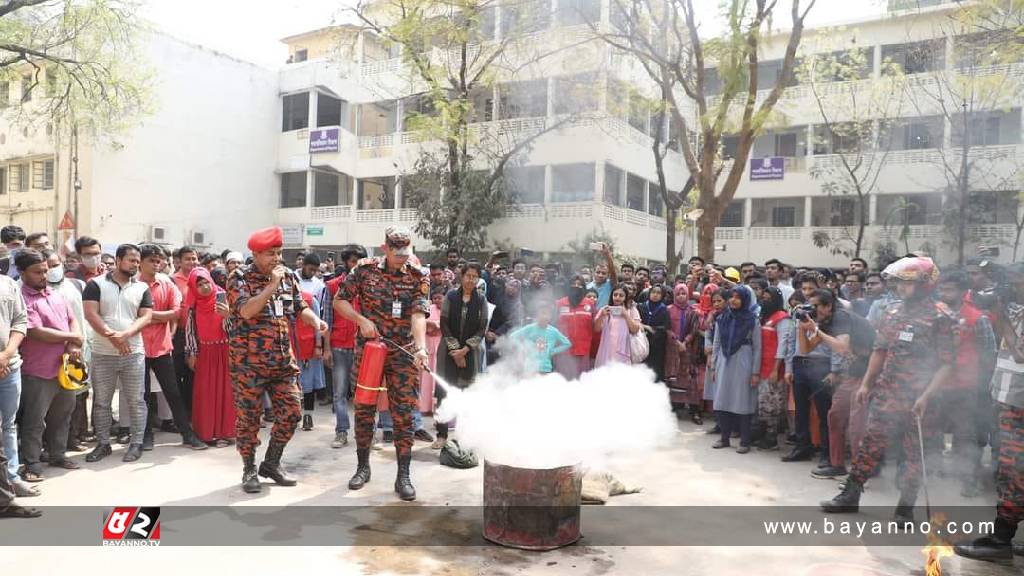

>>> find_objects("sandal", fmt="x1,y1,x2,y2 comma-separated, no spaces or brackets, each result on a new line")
13,481,40,497
20,470,44,483
0,504,42,518
215,439,231,448
49,459,81,470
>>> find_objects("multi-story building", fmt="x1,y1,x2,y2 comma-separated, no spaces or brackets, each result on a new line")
275,0,1022,268
0,31,280,252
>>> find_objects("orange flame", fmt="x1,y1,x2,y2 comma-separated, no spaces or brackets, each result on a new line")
921,513,954,576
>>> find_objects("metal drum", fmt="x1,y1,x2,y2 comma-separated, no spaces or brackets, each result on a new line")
482,460,582,551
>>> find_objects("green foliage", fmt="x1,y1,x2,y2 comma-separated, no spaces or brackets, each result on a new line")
0,0,152,136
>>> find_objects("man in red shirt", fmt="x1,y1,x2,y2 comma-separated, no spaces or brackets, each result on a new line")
138,244,207,451
65,236,105,283
171,245,200,414
323,246,366,448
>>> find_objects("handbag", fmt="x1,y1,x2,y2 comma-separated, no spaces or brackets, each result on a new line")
629,329,650,363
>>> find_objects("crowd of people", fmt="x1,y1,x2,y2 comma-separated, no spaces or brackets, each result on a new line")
0,223,1019,565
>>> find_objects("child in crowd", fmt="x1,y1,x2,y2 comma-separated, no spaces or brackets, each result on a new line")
511,301,571,374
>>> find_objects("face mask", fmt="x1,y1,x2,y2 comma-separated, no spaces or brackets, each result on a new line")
82,255,101,269
569,286,586,306
46,264,64,284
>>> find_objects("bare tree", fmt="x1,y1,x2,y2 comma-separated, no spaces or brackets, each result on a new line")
592,0,816,259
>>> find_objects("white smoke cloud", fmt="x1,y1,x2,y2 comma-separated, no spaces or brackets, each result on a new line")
433,339,677,469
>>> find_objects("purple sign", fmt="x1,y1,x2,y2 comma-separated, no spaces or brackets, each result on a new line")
750,157,785,181
309,128,340,153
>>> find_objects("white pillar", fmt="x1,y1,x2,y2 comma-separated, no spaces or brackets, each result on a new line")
743,198,752,227
804,196,813,228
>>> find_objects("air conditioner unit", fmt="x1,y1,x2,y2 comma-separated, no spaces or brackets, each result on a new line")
149,225,168,244
190,230,210,246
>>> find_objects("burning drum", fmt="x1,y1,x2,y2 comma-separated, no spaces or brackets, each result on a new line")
482,460,582,550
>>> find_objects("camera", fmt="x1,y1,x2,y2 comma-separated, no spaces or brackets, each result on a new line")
793,303,816,322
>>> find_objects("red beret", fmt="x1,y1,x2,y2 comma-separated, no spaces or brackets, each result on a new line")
247,226,283,253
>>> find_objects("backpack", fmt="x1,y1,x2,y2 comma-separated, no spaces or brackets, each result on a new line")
439,439,478,469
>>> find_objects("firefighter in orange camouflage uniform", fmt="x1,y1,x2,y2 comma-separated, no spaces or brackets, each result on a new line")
227,226,328,494
821,256,956,523
334,226,429,501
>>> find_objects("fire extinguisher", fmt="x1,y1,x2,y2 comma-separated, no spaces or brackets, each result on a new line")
354,339,388,406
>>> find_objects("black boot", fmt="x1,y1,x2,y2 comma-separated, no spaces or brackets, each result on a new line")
394,452,416,501
892,491,916,525
242,454,261,493
258,442,297,486
348,448,371,490
820,478,863,513
953,517,1016,565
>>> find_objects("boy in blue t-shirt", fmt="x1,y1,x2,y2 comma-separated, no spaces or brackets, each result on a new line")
510,302,571,374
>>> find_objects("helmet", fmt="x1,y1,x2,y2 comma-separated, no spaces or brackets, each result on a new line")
58,353,89,392
724,267,741,282
882,256,940,289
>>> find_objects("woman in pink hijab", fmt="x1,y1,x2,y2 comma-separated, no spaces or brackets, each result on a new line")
666,283,704,423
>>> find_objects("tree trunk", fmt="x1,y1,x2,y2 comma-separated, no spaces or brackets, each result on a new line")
665,206,678,275
698,218,716,262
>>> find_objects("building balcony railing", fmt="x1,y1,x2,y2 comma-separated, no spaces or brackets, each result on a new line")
715,224,1020,244
811,143,1021,170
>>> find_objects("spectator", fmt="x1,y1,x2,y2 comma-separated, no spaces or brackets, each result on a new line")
511,301,570,375
66,236,106,283
640,284,670,383
844,272,865,302
594,284,641,367
24,233,50,252
443,248,461,287
83,244,153,464
711,286,761,453
700,286,726,435
666,283,703,424
42,250,90,451
510,259,528,283
740,262,757,284
224,252,244,275
100,254,115,270
586,243,617,308
765,258,794,303
0,265,26,494
554,275,597,380
853,272,885,318
323,246,365,449
756,287,792,451
435,263,487,443
848,258,868,276
620,263,635,284
184,267,235,447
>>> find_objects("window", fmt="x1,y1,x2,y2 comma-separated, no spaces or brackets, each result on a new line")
45,68,58,97
667,113,683,152
704,68,722,96
556,0,600,26
720,201,745,227
358,101,397,136
816,48,874,81
32,160,53,190
313,171,352,207
627,96,649,134
21,73,32,103
0,82,8,107
751,198,804,227
626,173,645,211
498,80,548,119
876,193,943,226
753,127,807,158
358,177,396,209
402,93,439,128
756,59,798,90
968,190,1019,225
603,164,623,206
952,108,1021,147
506,165,545,204
551,163,594,203
553,74,598,115
317,93,346,128
500,0,550,36
885,116,943,150
648,187,664,217
811,197,863,226
280,172,307,208
294,49,308,63
882,39,945,75
0,168,6,195
955,31,1023,69
282,92,309,131
814,122,872,155
721,134,739,159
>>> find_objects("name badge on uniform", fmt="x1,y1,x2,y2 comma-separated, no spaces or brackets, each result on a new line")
392,300,403,318
898,331,914,342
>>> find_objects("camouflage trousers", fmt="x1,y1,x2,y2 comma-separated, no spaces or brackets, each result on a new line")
996,402,1024,526
231,369,301,459
849,396,936,496
353,346,419,456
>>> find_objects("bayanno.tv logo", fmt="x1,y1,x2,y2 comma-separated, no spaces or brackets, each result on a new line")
102,507,161,546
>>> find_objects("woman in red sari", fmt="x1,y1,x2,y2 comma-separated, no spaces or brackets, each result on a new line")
665,283,703,423
185,267,235,447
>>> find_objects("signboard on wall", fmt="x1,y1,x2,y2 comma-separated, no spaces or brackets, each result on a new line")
281,225,304,247
306,226,324,236
309,128,340,153
750,157,785,181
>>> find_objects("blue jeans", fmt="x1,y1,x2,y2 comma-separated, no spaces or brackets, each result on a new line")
377,405,422,431
0,368,22,483
332,348,353,433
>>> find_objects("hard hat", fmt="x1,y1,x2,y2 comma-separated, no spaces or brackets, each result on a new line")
724,267,741,282
882,256,940,289
58,353,89,392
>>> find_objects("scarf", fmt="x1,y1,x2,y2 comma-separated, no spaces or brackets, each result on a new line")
698,283,719,316
187,267,225,341
760,287,785,324
642,297,667,327
668,284,697,342
446,286,485,345
716,287,757,358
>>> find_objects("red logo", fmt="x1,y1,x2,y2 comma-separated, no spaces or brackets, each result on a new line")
102,507,161,546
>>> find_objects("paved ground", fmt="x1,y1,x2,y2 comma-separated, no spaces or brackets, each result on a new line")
5,403,1021,575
